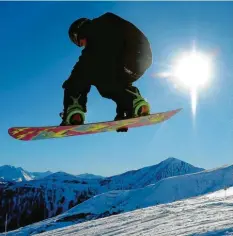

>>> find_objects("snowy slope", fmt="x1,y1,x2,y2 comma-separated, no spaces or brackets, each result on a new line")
63,163,232,219
37,187,233,236
5,186,233,236
0,165,33,182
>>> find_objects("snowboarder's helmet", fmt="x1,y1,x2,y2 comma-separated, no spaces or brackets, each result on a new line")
68,18,90,45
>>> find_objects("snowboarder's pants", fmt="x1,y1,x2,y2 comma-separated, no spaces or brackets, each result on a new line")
62,52,152,115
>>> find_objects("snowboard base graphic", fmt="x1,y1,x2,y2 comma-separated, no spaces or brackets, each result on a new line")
8,108,182,141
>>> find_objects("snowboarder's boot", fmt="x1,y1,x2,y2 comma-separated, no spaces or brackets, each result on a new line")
60,96,85,126
126,88,150,118
115,89,150,132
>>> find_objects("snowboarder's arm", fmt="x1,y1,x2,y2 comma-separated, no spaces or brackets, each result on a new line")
62,48,91,89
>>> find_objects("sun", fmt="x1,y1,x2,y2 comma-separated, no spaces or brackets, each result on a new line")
172,48,213,116
173,49,212,90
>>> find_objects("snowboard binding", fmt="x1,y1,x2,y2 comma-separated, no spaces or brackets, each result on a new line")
115,99,150,132
60,96,85,126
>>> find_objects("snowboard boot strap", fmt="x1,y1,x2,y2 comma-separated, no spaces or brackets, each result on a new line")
62,95,86,125
125,89,150,117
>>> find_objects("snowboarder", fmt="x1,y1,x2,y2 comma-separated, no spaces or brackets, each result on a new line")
60,12,153,132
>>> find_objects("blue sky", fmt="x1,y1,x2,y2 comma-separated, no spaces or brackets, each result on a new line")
0,2,233,176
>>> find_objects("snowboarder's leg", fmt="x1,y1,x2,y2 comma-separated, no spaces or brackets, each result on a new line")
60,80,91,126
112,85,150,132
120,48,152,115
113,50,152,131
113,84,150,119
94,83,149,132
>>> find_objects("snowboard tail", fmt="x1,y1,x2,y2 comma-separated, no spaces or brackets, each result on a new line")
8,108,182,141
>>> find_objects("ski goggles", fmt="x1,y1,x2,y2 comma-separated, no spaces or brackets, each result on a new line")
70,33,80,46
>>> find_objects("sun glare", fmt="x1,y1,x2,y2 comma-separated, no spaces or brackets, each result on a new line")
171,48,213,116
173,50,212,90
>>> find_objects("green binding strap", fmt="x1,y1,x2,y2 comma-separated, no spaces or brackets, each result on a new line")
65,96,85,124
125,89,150,117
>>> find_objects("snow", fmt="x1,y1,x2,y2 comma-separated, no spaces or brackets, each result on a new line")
43,190,233,236
4,187,233,236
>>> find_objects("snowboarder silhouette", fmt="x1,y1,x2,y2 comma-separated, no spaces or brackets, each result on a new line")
60,12,152,132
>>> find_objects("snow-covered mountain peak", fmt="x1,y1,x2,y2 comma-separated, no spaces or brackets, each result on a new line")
160,156,182,164
158,157,200,169
44,171,77,180
99,157,204,190
0,165,33,182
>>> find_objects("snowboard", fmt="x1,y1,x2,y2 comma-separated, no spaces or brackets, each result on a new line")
8,108,182,141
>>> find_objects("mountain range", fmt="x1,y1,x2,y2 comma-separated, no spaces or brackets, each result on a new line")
2,158,233,235
0,165,104,183
0,157,204,233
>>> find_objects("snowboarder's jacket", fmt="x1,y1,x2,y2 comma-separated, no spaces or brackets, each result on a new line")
63,12,152,99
